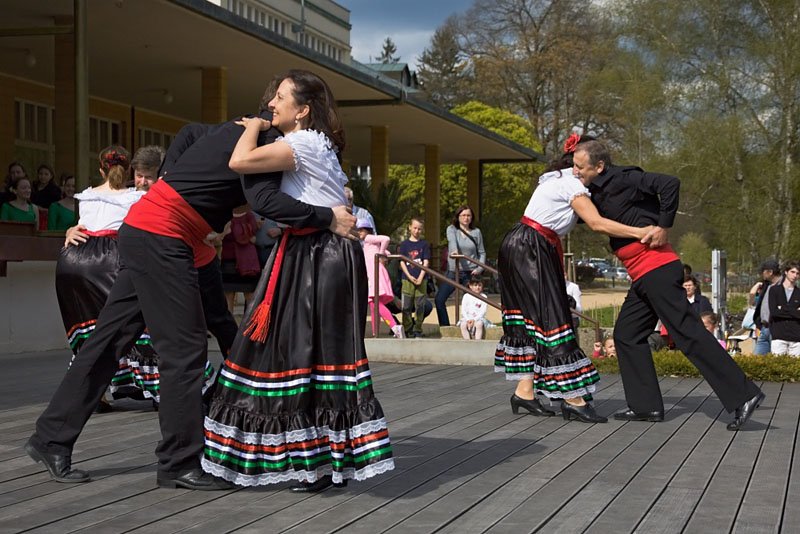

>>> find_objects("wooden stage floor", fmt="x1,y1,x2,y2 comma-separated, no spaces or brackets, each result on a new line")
0,350,796,533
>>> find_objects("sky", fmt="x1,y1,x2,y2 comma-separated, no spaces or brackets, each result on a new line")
339,0,475,69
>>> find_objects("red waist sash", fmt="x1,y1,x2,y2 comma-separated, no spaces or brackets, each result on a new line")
615,241,680,281
123,180,215,268
244,226,321,343
521,216,563,269
84,229,118,238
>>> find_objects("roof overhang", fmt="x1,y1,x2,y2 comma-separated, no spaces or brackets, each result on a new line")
1,0,543,165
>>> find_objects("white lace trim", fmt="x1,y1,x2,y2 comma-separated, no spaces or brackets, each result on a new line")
201,457,395,487
204,416,389,445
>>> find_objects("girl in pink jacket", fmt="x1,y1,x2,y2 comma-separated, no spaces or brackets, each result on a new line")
358,219,404,338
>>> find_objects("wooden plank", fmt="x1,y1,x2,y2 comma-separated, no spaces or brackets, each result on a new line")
484,377,702,532
732,382,800,533
277,377,628,534
681,382,778,532
575,381,718,533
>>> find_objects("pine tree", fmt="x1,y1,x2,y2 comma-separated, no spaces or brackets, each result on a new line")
417,18,471,109
377,37,399,64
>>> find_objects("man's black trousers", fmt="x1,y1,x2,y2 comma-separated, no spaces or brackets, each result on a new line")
33,224,209,474
613,261,760,414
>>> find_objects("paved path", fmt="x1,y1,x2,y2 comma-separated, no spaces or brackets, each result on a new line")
0,350,794,533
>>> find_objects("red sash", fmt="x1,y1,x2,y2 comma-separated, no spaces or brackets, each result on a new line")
520,216,563,269
84,229,118,238
244,227,320,343
123,180,215,268
615,241,679,281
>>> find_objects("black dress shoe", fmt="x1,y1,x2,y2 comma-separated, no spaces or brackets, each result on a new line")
156,468,234,490
24,438,90,483
613,408,665,422
727,391,765,431
510,394,555,416
290,475,348,493
561,401,608,423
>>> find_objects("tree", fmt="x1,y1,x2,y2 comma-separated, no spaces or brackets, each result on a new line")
618,0,800,262
417,17,473,108
377,37,399,64
678,232,712,272
452,0,618,155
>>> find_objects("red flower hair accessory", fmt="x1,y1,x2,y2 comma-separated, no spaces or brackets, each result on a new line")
563,133,581,154
102,150,128,169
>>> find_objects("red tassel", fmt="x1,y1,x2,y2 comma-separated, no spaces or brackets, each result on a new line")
244,299,272,343
242,226,317,344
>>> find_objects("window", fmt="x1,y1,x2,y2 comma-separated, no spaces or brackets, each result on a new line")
88,116,122,184
138,127,174,151
13,99,54,176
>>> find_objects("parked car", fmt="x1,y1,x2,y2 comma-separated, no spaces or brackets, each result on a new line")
603,266,630,280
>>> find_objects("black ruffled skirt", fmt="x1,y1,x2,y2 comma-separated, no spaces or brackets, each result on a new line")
494,223,599,399
202,230,394,486
55,236,213,402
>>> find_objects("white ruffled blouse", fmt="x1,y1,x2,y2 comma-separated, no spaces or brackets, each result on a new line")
277,129,348,208
75,187,145,231
523,168,590,237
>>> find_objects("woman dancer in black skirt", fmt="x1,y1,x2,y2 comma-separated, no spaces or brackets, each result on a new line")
202,70,394,491
495,134,653,423
57,147,214,409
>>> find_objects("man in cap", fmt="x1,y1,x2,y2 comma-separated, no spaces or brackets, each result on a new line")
749,258,782,355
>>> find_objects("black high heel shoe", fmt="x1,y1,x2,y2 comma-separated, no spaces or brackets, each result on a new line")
560,400,607,423
510,394,555,416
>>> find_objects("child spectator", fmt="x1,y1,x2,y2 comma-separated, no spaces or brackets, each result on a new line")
357,219,404,338
592,337,617,359
47,174,77,231
398,217,430,338
459,276,488,340
700,311,727,349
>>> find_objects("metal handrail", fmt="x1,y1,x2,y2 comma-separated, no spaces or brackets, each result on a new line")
372,252,500,338
450,253,496,321
371,252,602,342
449,253,601,342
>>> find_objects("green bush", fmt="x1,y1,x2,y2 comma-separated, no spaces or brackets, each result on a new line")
592,350,800,382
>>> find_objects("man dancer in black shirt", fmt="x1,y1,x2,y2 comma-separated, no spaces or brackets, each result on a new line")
572,140,763,431
25,112,356,489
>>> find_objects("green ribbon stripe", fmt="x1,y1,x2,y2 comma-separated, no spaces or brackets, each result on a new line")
206,445,392,470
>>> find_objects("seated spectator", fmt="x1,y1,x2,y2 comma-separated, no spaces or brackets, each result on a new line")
47,174,78,231
220,206,261,313
660,276,713,346
2,161,27,204
0,176,38,226
684,275,712,315
592,337,617,359
699,311,727,349
31,164,61,209
459,276,488,340
768,260,800,356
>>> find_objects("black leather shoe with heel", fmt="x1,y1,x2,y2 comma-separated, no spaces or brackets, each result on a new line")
510,394,555,416
561,401,607,423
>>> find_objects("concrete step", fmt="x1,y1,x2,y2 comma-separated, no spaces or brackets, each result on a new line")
364,338,497,366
